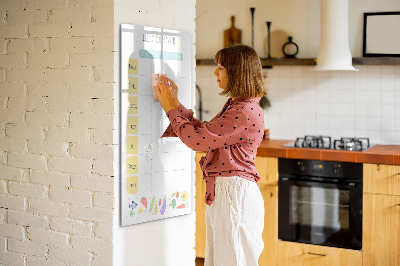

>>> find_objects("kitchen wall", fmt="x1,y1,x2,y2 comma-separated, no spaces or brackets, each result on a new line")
196,0,400,145
0,0,115,265
113,1,197,266
0,0,196,265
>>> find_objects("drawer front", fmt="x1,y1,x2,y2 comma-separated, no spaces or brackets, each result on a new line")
277,241,362,266
364,164,400,196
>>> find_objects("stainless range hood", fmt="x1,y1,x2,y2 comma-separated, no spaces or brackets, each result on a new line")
314,0,358,71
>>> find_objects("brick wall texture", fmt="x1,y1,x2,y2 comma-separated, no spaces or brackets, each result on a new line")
0,0,115,265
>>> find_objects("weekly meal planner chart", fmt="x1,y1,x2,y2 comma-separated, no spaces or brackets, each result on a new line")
120,24,193,226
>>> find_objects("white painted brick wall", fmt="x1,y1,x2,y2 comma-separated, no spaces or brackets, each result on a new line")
49,37,92,53
48,156,92,174
7,9,48,24
71,174,114,193
0,0,114,264
6,125,46,140
7,238,47,257
48,246,91,265
28,140,69,156
70,205,112,223
27,257,64,266
7,39,48,54
50,216,92,236
29,170,69,187
28,199,69,217
8,210,49,229
28,228,69,250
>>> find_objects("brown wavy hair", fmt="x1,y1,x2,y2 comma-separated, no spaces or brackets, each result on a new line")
214,44,266,99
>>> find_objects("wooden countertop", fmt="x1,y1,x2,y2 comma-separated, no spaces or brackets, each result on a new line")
257,139,400,165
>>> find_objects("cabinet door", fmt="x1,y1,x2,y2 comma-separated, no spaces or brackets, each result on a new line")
363,193,400,266
364,164,400,196
195,152,207,258
255,156,278,186
277,241,362,266
259,185,278,266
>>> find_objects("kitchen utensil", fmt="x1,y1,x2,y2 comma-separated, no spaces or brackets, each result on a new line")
250,7,255,48
224,16,242,48
266,21,272,58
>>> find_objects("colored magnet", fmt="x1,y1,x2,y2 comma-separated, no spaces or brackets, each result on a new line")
126,176,138,194
128,59,138,75
127,76,138,94
126,136,138,155
126,156,138,175
126,116,138,135
127,96,138,115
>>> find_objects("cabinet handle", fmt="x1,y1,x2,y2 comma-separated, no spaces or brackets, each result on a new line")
307,252,328,257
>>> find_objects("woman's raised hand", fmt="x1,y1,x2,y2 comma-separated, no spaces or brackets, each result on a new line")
153,77,175,113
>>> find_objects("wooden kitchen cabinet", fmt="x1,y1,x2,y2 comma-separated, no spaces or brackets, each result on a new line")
256,156,278,266
195,154,279,264
255,156,278,186
276,241,362,266
363,163,400,266
195,152,207,258
364,163,400,196
363,193,400,266
259,184,278,266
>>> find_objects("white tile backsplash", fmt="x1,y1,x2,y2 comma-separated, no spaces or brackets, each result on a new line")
196,65,400,145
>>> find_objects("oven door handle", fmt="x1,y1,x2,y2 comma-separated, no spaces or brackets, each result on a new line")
280,177,356,189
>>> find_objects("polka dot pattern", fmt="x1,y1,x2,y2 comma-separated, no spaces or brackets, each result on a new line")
161,98,265,205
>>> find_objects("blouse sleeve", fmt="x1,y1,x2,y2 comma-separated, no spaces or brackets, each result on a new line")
161,103,202,138
165,106,249,152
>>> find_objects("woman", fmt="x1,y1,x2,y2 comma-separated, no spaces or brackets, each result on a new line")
154,44,266,266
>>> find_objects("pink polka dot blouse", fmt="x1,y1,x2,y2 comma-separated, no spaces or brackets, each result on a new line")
162,97,265,205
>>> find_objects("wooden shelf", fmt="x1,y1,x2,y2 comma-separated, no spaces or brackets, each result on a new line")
196,57,400,67
352,57,400,65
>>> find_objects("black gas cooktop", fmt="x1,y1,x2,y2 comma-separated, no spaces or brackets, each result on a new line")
282,135,374,151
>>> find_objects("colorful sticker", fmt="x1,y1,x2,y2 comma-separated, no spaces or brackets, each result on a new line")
149,196,155,212
129,200,138,210
141,197,147,209
169,199,176,209
181,191,188,201
154,203,158,215
160,195,167,215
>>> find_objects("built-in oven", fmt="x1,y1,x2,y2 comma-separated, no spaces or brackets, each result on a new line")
278,158,363,250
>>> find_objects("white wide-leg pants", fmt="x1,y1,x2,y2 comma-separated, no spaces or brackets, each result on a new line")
205,176,264,266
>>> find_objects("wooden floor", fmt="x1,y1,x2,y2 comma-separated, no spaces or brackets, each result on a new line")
195,257,204,266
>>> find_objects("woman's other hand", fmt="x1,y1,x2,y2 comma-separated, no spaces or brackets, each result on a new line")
153,77,175,113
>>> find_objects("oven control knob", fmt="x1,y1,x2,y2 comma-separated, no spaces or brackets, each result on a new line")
297,161,305,171
334,164,341,174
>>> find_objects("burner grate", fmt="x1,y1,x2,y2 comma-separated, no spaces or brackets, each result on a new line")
333,137,370,151
295,135,332,149
287,136,371,151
